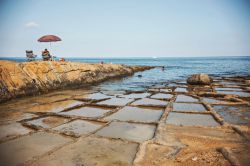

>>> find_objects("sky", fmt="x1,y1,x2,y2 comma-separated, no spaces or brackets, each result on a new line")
0,0,249,58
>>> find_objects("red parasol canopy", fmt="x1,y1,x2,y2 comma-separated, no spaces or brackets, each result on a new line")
38,35,61,42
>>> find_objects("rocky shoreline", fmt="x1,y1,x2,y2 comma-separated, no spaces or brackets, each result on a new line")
0,75,249,165
0,60,153,103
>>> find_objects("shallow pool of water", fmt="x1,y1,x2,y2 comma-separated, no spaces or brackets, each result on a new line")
175,95,199,102
131,98,168,107
60,106,112,118
104,106,163,122
213,105,250,125
166,112,220,126
95,121,156,142
173,103,206,112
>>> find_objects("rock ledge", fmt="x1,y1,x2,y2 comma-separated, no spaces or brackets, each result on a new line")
0,61,153,102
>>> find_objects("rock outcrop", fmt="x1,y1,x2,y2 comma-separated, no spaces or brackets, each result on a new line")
0,61,153,103
187,73,213,85
245,80,250,85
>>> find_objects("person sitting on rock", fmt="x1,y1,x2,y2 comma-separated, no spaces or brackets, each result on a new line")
59,58,65,62
42,49,52,61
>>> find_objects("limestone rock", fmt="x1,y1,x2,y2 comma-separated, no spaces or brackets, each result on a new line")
0,61,152,103
187,73,213,85
245,80,250,85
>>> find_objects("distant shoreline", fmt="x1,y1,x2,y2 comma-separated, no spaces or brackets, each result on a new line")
1,55,250,60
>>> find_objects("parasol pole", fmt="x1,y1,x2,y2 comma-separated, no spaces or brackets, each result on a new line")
50,42,53,61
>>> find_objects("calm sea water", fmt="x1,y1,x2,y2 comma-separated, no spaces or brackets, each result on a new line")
1,56,250,91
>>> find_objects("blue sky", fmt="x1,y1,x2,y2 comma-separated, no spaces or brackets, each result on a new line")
0,0,249,58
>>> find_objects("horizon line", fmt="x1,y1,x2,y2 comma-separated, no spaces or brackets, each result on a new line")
0,55,250,60
0,55,250,59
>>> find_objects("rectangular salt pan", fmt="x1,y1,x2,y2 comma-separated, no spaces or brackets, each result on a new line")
25,116,69,129
151,93,173,100
104,106,163,122
97,98,134,106
95,121,156,142
166,112,219,126
131,98,168,107
60,106,111,118
53,120,103,137
175,95,198,102
0,132,72,166
118,93,151,99
173,103,206,112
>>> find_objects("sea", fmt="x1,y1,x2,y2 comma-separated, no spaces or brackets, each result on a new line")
1,56,250,91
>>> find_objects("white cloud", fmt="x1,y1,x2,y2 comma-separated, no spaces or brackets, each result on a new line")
25,22,39,28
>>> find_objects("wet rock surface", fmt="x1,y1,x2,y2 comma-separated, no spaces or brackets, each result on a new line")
31,136,138,166
0,132,72,166
0,76,249,165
